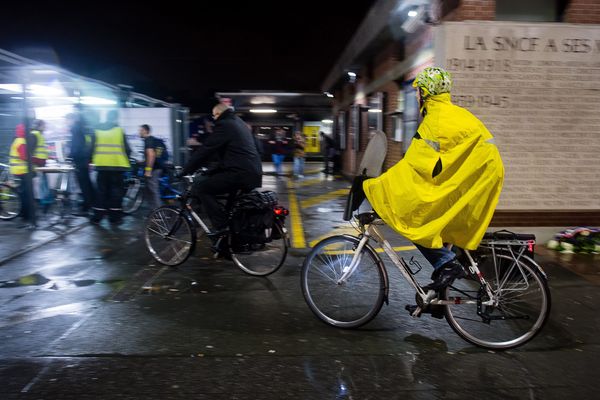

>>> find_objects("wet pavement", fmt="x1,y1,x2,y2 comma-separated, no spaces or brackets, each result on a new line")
0,162,598,399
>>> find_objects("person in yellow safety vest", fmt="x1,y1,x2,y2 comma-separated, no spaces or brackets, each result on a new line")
90,109,131,225
362,67,504,317
8,121,49,223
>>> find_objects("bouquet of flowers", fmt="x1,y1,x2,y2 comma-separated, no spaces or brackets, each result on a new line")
547,227,600,254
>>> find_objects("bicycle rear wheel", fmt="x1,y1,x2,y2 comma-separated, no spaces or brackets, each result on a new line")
444,253,551,350
230,221,288,276
301,235,387,328
123,177,143,214
0,184,20,220
145,206,196,266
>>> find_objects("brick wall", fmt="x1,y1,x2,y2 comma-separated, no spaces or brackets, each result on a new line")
491,211,600,227
564,0,600,23
445,0,496,21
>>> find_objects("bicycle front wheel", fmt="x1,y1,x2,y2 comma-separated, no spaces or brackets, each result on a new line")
301,235,387,328
123,178,143,214
0,184,20,220
145,206,196,266
230,221,288,276
444,253,551,350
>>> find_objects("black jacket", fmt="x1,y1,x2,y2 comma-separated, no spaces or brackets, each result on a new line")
69,119,93,164
182,109,262,177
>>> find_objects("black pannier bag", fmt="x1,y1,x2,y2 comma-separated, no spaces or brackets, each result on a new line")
231,190,278,245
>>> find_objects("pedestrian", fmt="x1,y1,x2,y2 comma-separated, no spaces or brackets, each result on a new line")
319,131,336,174
362,67,504,316
67,110,95,216
268,129,288,176
30,120,52,212
292,131,306,178
138,124,168,210
90,110,131,225
8,123,47,225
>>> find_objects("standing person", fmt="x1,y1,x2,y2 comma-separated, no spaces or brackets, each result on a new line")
180,102,262,236
138,124,167,210
268,129,288,176
90,110,131,225
67,111,95,216
319,131,335,174
8,123,47,225
362,67,504,309
29,120,52,212
292,131,306,178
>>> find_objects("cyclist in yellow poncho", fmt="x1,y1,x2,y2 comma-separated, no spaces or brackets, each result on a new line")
363,67,504,291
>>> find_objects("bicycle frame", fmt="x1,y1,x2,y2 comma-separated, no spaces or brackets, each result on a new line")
338,217,497,315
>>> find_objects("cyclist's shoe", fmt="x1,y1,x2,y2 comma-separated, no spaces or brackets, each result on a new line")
405,304,445,319
210,235,232,260
207,227,229,243
423,259,466,292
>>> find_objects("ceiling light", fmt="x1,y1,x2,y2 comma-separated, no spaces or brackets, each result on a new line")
324,92,334,98
368,109,382,113
28,84,65,97
322,119,334,124
0,84,22,93
250,109,277,113
32,69,58,75
408,10,418,17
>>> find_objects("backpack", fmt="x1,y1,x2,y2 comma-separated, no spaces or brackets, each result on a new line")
231,191,278,245
153,137,169,167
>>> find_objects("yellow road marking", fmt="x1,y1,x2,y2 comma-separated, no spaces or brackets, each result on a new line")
304,168,322,175
286,181,306,248
300,188,349,209
294,177,324,188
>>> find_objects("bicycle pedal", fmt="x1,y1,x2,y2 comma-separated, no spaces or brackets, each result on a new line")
405,304,423,318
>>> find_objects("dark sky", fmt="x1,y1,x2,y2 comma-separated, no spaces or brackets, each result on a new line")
0,0,376,112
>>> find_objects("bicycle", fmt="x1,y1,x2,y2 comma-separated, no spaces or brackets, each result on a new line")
0,163,11,185
301,178,551,350
0,163,20,220
122,161,182,214
144,171,290,276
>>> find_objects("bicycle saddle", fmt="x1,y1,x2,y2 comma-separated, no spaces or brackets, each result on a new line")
356,211,379,226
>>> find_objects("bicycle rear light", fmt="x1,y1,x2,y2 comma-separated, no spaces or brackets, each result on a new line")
274,206,288,216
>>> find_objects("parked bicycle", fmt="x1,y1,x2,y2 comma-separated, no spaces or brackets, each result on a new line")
144,170,289,276
301,178,551,350
0,163,20,220
0,176,20,221
122,160,182,214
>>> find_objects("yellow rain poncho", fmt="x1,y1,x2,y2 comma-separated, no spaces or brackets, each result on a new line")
363,93,504,250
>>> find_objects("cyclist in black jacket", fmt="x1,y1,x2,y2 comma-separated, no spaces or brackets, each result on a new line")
180,102,262,233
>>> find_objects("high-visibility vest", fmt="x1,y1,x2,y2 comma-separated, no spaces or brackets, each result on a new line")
8,131,49,175
31,130,49,160
9,137,27,175
92,127,130,169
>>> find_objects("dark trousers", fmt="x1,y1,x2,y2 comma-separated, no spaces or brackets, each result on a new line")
93,170,125,222
17,173,34,222
192,171,261,230
74,162,95,211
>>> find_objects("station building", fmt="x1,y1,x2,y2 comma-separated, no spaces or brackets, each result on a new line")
0,48,189,166
323,0,600,226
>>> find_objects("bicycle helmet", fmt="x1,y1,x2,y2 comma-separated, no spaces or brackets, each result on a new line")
412,67,453,98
